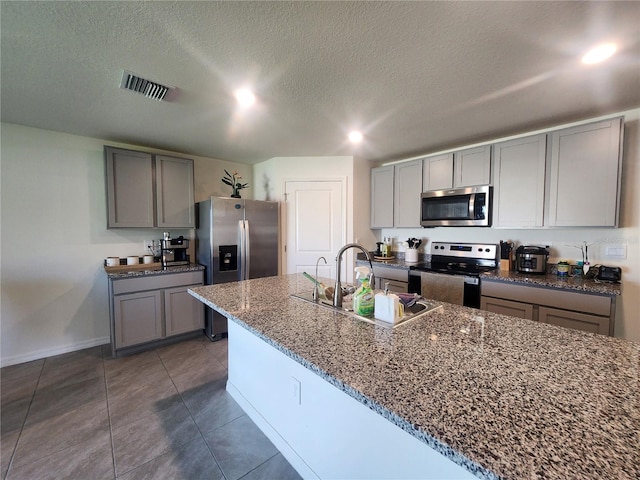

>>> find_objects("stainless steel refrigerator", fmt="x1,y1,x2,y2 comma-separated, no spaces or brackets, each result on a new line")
196,197,279,340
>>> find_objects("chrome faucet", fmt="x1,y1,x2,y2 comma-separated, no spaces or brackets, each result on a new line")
313,256,327,302
333,243,375,308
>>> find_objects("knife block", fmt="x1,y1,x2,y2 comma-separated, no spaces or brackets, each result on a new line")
500,259,512,271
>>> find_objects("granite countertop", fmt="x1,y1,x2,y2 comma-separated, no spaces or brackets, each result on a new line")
104,263,204,279
188,273,639,480
358,253,621,297
481,269,621,296
357,251,421,269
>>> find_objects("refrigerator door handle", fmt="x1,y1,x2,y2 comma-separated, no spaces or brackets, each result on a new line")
238,220,246,281
244,220,251,280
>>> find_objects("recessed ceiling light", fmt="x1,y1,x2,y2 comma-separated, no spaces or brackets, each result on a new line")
581,43,617,65
234,88,256,107
348,131,363,143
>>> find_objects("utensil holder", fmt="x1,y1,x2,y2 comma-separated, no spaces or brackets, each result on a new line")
405,249,418,263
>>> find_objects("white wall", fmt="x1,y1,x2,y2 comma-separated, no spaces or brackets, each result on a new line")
253,156,377,281
376,110,640,342
0,123,250,366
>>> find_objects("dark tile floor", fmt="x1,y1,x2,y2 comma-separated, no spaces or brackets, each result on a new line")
0,335,302,480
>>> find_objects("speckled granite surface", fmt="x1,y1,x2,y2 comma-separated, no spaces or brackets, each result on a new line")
188,273,639,480
481,269,621,296
104,263,204,279
359,254,621,297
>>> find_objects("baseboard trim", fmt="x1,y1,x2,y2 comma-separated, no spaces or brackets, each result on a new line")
0,336,110,367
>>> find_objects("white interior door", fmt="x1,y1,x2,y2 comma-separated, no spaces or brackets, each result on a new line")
284,180,345,284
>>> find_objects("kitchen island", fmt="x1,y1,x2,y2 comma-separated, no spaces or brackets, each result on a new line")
188,273,638,480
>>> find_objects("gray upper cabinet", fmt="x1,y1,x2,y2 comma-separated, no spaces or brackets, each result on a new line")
106,147,195,228
423,153,454,191
106,147,155,228
454,145,491,188
394,159,423,227
370,165,394,228
155,155,196,228
545,117,623,227
421,146,491,192
493,134,547,228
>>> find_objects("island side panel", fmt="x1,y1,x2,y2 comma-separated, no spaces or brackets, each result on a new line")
226,320,478,480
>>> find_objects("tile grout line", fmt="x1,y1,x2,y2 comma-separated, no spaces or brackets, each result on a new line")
237,452,281,480
102,346,119,479
3,359,45,480
160,342,231,480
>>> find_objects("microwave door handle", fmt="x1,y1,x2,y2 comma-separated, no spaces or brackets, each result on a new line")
468,194,475,219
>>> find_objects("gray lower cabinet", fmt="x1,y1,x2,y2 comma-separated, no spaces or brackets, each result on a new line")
370,264,409,293
164,285,204,336
478,295,534,320
480,279,614,336
109,270,204,356
113,290,163,348
538,306,609,335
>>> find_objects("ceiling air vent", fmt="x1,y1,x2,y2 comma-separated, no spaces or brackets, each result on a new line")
119,70,173,101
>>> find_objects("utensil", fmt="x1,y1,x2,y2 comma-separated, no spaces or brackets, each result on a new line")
302,272,334,300
406,238,421,249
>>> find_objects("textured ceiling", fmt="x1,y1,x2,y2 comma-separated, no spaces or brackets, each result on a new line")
1,1,639,165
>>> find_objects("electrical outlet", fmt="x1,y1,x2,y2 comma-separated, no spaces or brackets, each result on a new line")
143,240,154,253
604,244,626,259
291,377,301,405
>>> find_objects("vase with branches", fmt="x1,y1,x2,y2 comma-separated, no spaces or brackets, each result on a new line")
222,170,248,198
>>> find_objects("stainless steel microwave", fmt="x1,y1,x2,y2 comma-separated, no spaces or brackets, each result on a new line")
420,185,492,227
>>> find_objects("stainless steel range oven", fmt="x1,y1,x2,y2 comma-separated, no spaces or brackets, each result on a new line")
408,242,499,308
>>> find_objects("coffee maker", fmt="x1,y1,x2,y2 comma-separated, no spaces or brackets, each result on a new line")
160,232,190,268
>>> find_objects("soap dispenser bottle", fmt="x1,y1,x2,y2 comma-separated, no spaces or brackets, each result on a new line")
374,283,403,324
353,267,374,317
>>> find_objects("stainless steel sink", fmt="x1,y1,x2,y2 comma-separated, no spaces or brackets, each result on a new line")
291,291,442,328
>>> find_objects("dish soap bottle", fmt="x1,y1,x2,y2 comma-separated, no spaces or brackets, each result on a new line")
353,267,374,317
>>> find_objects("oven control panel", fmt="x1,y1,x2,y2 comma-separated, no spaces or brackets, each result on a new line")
430,242,498,261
